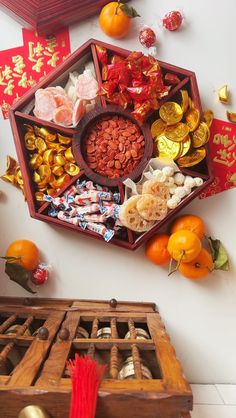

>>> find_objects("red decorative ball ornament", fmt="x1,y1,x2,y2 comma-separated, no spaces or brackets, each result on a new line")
162,11,183,31
139,27,156,48
31,266,49,285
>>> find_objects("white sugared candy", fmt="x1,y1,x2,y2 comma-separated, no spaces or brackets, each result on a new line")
153,169,162,177
167,195,181,209
162,166,175,177
194,177,204,187
184,176,196,189
167,176,175,186
174,186,187,199
153,171,167,183
174,172,185,185
169,184,177,194
183,186,192,196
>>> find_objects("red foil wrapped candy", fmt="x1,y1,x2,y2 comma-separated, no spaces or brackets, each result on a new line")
162,11,183,31
139,27,156,48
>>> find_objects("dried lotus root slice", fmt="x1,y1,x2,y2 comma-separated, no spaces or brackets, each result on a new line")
136,194,167,221
142,179,170,201
119,195,155,233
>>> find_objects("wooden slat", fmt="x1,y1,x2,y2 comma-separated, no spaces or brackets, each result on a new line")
147,313,192,393
0,316,34,363
7,312,65,387
0,315,17,334
36,310,80,385
72,339,154,350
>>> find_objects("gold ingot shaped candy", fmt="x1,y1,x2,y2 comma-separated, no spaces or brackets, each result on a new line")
218,84,229,104
35,137,47,154
34,126,56,142
64,163,80,176
15,167,24,186
24,124,34,133
192,122,210,148
58,133,72,145
159,102,183,125
33,171,42,184
29,154,43,170
35,191,45,201
164,122,190,142
64,147,76,163
47,188,56,196
52,165,64,176
46,141,59,150
203,109,214,127
57,145,67,154
180,90,189,113
178,135,191,157
38,164,51,180
54,154,66,166
53,173,70,188
188,97,195,109
226,111,236,123
25,133,36,151
185,108,200,132
43,149,55,165
156,134,181,160
151,119,166,138
177,147,206,167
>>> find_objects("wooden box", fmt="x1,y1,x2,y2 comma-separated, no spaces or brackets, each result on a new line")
0,0,128,35
9,39,214,250
0,297,192,418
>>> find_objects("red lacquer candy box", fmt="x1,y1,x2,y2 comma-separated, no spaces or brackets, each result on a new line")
9,39,214,250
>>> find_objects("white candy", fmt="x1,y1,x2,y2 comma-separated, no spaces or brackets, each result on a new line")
169,184,177,194
162,166,175,177
184,176,196,189
167,196,181,209
174,172,185,185
153,169,162,177
148,46,158,57
167,177,175,186
174,186,187,199
154,171,167,183
183,186,192,196
194,177,204,187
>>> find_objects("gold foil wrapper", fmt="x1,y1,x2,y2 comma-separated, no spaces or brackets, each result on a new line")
57,133,72,145
52,165,64,176
151,119,166,138
54,154,66,166
34,126,56,142
178,135,191,157
180,89,189,113
43,149,55,165
29,154,43,170
35,137,47,154
185,108,200,132
53,173,70,188
192,122,210,148
35,192,45,201
64,147,76,163
164,122,190,142
218,84,229,104
159,102,183,125
156,134,181,160
1,156,25,196
226,111,236,123
177,147,206,167
203,109,214,127
64,163,80,176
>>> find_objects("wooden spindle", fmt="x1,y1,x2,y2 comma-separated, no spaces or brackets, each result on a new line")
128,319,136,339
131,345,142,379
110,318,118,339
16,316,34,336
87,317,99,358
0,315,17,334
109,345,119,379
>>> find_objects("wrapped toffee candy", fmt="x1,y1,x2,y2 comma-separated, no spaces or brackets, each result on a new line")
97,327,112,339
124,328,150,340
118,356,152,380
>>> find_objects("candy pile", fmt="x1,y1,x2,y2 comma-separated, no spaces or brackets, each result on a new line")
84,115,145,179
24,124,80,201
119,166,204,232
96,45,170,123
44,180,122,242
151,93,211,167
33,67,98,127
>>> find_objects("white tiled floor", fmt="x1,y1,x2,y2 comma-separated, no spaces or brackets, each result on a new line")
191,385,236,418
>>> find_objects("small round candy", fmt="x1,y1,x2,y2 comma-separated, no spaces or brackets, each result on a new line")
139,27,156,48
174,172,185,185
184,176,196,189
169,184,177,194
162,166,175,177
167,177,175,186
174,186,186,199
183,186,192,196
194,177,204,187
162,11,183,31
167,195,181,209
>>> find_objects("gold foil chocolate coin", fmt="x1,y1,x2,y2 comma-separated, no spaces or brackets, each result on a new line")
192,122,210,148
185,108,200,132
164,122,190,142
156,134,181,160
203,109,214,127
180,90,189,113
178,135,191,157
177,147,206,167
159,102,183,125
151,118,166,138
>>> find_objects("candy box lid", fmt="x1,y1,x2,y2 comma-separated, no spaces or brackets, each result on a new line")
9,38,214,250
0,0,130,35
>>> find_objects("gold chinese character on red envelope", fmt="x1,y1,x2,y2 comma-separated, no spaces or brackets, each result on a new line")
0,28,70,119
200,118,236,199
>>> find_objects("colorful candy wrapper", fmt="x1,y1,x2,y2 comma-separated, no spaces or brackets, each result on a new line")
100,203,120,219
44,194,71,210
139,27,156,48
68,204,101,216
58,211,80,225
73,190,120,204
77,213,107,223
95,44,108,65
164,73,181,85
79,221,115,242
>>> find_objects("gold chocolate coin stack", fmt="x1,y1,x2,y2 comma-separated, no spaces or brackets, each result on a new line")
24,125,80,202
151,90,213,167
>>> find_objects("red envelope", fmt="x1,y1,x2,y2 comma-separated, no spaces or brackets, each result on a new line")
199,118,236,199
0,28,70,119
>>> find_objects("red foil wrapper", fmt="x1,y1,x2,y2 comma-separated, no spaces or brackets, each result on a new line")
139,27,156,48
162,11,183,31
95,44,108,65
99,48,170,123
165,73,181,85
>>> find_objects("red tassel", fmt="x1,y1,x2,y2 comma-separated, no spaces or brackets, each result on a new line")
67,354,106,418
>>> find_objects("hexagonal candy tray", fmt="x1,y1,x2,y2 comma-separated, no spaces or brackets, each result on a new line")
9,39,214,250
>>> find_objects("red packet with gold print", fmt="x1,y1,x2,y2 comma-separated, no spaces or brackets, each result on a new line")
0,28,70,119
199,118,236,199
